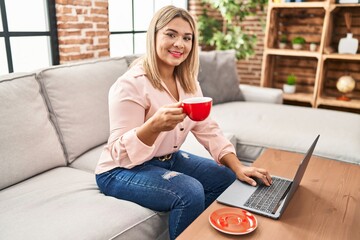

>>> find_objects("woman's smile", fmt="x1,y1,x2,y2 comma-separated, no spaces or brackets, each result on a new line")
169,50,183,58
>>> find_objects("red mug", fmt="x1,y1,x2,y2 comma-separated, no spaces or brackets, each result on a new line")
182,97,213,121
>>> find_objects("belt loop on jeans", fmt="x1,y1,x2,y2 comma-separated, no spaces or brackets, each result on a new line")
158,153,172,161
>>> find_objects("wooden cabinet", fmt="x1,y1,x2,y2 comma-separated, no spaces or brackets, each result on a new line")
261,0,360,113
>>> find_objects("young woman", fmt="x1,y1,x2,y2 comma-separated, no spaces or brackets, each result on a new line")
95,5,271,240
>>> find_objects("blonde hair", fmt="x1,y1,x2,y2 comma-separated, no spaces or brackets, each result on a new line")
142,5,199,94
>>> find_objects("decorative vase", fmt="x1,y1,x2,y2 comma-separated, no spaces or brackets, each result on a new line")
338,12,359,54
338,33,358,54
283,84,296,94
310,43,317,52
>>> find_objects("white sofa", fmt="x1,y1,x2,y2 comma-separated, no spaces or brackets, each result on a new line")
1,51,359,240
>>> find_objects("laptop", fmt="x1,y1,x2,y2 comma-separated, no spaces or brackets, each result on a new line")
217,135,320,219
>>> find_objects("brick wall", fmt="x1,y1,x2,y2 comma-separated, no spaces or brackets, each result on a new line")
188,0,267,86
55,0,265,86
55,0,109,64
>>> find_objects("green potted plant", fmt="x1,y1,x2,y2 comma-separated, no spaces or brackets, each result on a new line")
292,36,306,50
283,73,297,93
198,9,221,51
279,34,287,49
197,0,267,60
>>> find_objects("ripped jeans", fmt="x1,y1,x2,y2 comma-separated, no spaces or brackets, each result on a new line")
95,150,236,240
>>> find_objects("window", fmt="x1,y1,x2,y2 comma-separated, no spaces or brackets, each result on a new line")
108,0,188,57
0,0,59,75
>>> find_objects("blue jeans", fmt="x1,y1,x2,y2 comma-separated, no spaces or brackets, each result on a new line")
96,150,236,240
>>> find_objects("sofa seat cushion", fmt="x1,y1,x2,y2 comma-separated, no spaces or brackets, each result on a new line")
0,73,66,190
211,102,360,165
70,144,105,173
0,167,168,240
37,57,129,163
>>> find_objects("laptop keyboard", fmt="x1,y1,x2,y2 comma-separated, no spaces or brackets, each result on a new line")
244,177,292,214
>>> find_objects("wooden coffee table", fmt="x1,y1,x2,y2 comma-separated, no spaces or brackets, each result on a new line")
177,149,360,240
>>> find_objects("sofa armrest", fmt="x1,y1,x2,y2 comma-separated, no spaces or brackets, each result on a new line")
240,84,283,104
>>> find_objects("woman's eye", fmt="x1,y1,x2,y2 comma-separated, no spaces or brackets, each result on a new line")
184,37,192,41
166,33,175,38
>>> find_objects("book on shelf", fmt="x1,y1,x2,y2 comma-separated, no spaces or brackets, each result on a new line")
336,0,360,3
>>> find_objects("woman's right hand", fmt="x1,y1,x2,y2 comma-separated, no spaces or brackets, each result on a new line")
150,102,186,133
136,102,186,146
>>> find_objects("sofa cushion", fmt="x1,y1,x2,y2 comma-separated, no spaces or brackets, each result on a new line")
37,57,129,163
239,84,283,104
124,54,142,66
0,167,168,240
0,73,66,190
211,102,360,165
70,144,105,173
198,50,244,105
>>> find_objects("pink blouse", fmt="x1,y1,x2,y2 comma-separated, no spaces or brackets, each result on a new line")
95,62,236,174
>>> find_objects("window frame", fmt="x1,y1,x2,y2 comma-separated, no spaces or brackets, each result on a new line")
109,0,189,56
0,0,59,73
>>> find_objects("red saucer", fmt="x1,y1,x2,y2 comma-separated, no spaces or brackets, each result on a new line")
209,207,257,235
